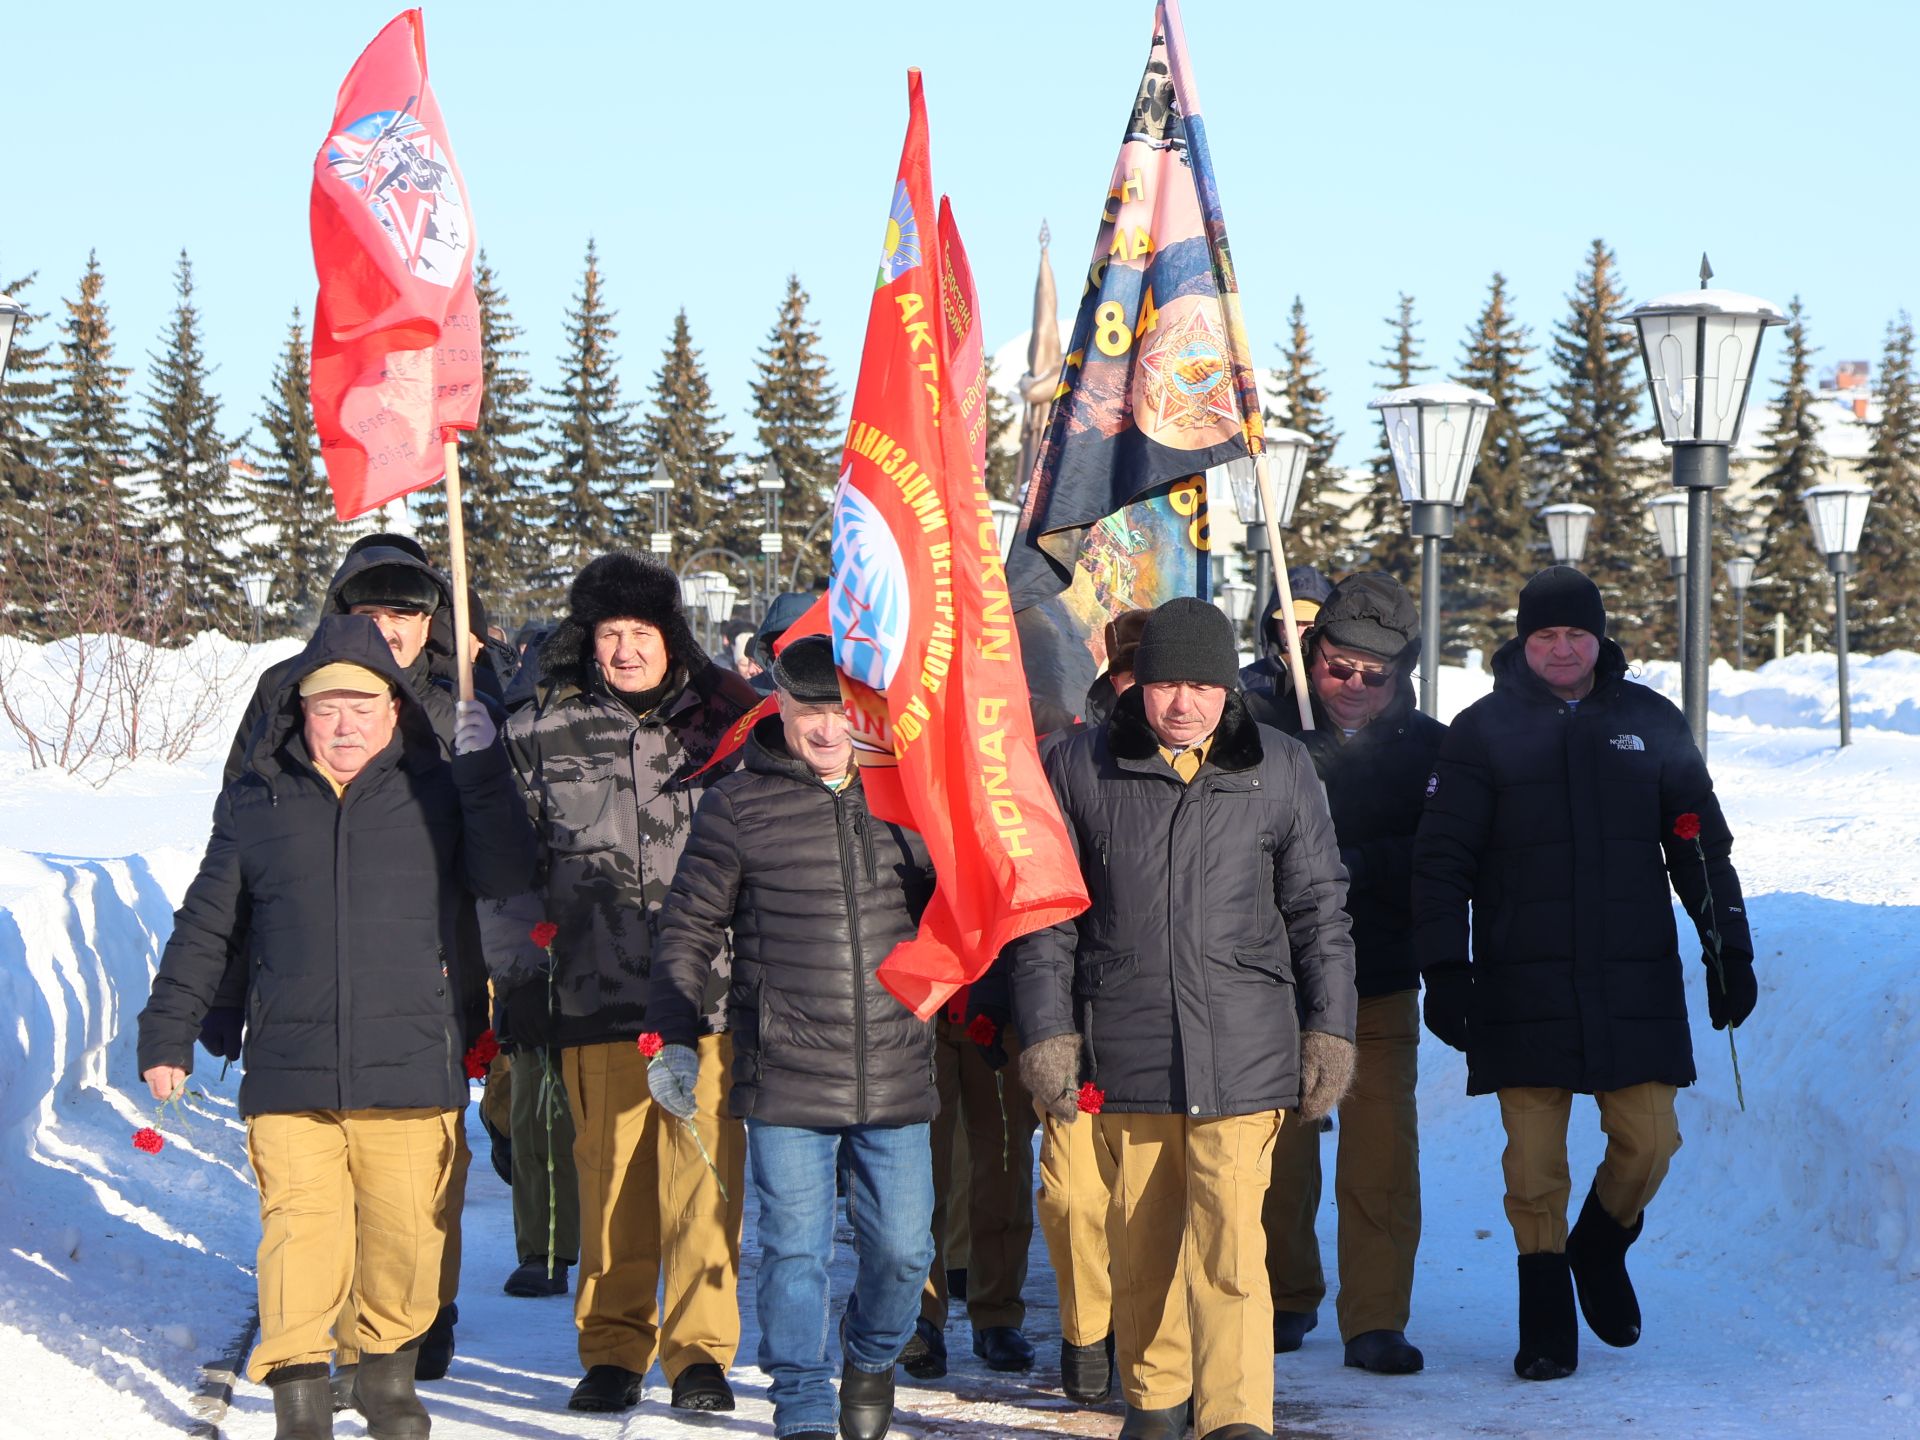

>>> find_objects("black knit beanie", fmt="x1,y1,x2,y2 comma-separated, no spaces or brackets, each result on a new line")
1132,597,1241,689
1516,566,1607,639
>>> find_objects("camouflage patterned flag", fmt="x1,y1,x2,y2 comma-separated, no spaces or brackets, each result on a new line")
1007,0,1267,718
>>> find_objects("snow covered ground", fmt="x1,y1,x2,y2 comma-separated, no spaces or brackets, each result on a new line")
1,639,1917,1438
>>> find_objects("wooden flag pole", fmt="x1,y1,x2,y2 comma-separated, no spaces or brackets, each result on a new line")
1253,450,1314,732
441,428,475,703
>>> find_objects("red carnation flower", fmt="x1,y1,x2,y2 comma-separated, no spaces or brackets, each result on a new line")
1076,1082,1105,1115
530,921,559,949
966,1014,999,1048
132,1127,165,1155
464,1029,500,1080
638,1032,664,1059
1674,813,1702,841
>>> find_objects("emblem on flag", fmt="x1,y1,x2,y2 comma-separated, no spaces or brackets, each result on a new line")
324,102,471,286
830,478,914,693
877,180,923,286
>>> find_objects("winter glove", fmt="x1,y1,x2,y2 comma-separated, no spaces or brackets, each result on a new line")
1706,956,1757,1031
1296,1031,1355,1123
647,1043,701,1121
503,981,554,1050
1017,1032,1084,1124
197,1005,243,1063
1422,965,1471,1053
452,698,498,756
966,1005,1012,1071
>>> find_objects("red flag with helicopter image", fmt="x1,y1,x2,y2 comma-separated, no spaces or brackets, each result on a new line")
309,9,481,520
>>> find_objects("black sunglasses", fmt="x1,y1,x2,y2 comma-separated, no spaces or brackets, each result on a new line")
1322,660,1393,689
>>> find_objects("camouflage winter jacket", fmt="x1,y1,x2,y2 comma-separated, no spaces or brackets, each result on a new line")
489,644,759,1049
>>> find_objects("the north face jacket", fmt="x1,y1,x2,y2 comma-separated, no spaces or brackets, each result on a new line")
648,717,938,1128
496,629,760,1049
1010,686,1358,1117
1412,636,1754,1095
137,616,536,1116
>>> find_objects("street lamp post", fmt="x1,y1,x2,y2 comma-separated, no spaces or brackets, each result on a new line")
757,459,785,618
1222,429,1311,637
647,460,674,557
1539,502,1596,567
0,293,23,382
1625,258,1785,755
1725,554,1756,669
679,549,752,654
240,573,274,644
989,499,1021,560
1369,383,1495,717
1802,481,1872,748
1648,492,1690,656
1214,577,1255,649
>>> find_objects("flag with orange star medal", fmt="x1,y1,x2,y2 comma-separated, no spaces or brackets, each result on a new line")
1007,0,1269,718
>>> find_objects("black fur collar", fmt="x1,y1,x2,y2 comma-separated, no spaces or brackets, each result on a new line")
1106,685,1264,773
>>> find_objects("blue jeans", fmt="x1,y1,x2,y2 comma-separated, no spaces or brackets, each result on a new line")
747,1119,935,1438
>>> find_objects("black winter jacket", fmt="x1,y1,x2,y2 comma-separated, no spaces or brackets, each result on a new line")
1412,637,1753,1095
1010,687,1357,1117
137,617,537,1116
648,719,938,1129
1274,673,1447,998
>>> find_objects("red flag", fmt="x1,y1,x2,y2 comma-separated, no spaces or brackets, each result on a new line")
309,10,480,520
830,73,1087,1019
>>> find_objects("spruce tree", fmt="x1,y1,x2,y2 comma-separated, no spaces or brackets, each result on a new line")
0,269,60,634
48,251,139,623
543,239,637,583
1447,274,1544,658
640,309,734,557
1853,314,1920,653
1358,292,1428,581
1542,240,1663,652
1264,296,1344,574
144,250,243,635
747,276,841,586
983,359,1022,506
246,307,337,633
416,255,548,624
1746,297,1831,658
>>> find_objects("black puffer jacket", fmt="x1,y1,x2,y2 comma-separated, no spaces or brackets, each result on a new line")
1010,687,1357,1116
1270,663,1446,999
137,617,537,1116
1412,637,1753,1095
648,718,937,1128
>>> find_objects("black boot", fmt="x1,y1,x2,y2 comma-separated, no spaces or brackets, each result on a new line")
328,1362,358,1413
1118,1399,1190,1440
1343,1329,1424,1375
972,1325,1035,1372
266,1363,331,1440
898,1316,947,1379
1566,1184,1644,1348
412,1303,456,1381
1514,1253,1578,1381
1059,1334,1112,1404
567,1364,644,1412
839,1359,896,1440
670,1361,735,1412
353,1348,430,1439
1199,1427,1273,1440
1272,1308,1318,1353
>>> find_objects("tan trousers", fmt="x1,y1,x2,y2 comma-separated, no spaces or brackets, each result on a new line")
565,1033,745,1379
922,1015,1039,1329
1096,1109,1283,1436
245,1108,458,1382
1498,1082,1682,1254
1037,1107,1113,1346
1263,990,1421,1339
332,1112,469,1366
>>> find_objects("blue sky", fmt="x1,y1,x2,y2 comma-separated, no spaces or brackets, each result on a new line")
6,0,1916,468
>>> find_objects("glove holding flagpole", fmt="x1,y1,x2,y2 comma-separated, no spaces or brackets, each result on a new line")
309,8,483,699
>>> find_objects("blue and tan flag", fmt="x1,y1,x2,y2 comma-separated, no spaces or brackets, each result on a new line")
1007,0,1266,717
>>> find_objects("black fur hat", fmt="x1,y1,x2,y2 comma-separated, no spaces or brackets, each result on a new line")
542,552,702,690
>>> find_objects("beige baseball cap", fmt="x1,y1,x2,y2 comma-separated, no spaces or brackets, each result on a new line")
297,662,392,698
